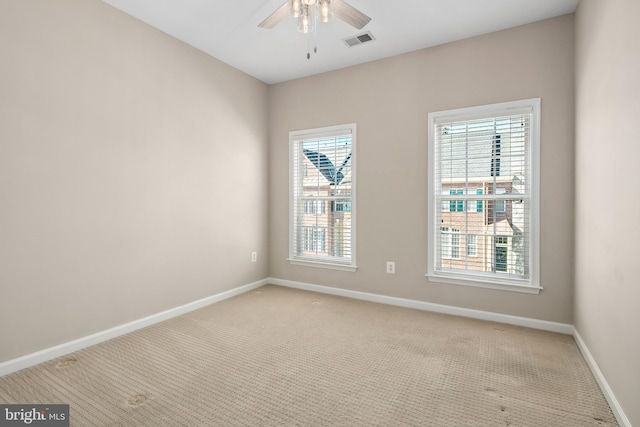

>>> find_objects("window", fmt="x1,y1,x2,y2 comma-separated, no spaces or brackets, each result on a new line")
467,189,483,212
476,189,483,213
303,200,326,215
427,99,540,293
290,124,356,271
467,234,478,257
449,190,456,212
495,188,506,213
494,236,509,272
451,231,460,259
441,190,450,212
302,226,327,253
441,227,460,259
448,189,465,212
331,200,352,213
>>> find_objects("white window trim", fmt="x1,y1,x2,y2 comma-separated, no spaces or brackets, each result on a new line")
426,98,541,294
288,123,358,272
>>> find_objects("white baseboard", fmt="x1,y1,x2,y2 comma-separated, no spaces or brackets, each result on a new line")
0,279,269,378
573,328,631,427
269,278,574,335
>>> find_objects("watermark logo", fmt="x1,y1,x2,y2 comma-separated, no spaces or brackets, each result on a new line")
0,405,68,426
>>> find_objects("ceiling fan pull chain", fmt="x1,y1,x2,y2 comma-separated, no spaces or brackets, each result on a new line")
314,11,318,54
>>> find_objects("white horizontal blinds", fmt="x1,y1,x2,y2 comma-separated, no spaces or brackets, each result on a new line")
434,109,532,282
292,128,353,264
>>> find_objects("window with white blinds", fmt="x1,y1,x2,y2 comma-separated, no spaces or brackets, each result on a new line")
427,99,540,293
289,124,356,271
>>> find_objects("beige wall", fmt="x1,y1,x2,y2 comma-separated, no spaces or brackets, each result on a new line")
575,0,640,425
270,15,575,323
0,0,269,363
2,1,637,418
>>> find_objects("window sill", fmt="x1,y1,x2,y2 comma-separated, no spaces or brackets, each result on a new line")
288,258,358,272
425,273,542,294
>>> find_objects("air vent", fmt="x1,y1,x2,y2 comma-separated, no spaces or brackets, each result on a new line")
343,31,375,48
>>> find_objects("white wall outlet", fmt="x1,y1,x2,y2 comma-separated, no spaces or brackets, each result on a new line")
386,261,395,274
251,252,257,263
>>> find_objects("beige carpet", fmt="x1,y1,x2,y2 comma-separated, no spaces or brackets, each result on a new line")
0,285,617,426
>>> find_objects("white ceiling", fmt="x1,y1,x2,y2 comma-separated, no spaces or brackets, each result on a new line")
101,0,579,84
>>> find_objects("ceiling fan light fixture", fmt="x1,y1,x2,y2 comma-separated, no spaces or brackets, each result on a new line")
319,0,332,23
258,0,370,59
290,0,302,17
297,5,315,34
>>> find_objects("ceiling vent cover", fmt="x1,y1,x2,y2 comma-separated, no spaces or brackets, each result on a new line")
344,31,375,47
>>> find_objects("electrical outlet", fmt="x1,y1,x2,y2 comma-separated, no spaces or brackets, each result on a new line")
251,252,257,263
386,261,395,274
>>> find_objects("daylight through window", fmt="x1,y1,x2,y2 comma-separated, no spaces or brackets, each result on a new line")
428,99,540,292
289,124,356,271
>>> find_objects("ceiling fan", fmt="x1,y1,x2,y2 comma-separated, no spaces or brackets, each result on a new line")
258,0,371,58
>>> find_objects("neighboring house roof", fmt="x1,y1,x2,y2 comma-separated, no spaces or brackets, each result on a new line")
303,149,351,186
487,219,514,235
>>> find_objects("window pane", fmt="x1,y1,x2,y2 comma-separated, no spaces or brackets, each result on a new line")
451,232,460,258
449,189,456,212
467,234,477,257
441,227,451,259
438,117,529,184
301,136,352,197
291,126,355,266
495,243,508,272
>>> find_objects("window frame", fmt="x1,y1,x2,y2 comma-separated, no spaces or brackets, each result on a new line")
427,99,541,294
288,123,357,272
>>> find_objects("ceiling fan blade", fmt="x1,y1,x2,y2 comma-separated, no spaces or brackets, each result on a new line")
258,1,290,29
332,0,371,30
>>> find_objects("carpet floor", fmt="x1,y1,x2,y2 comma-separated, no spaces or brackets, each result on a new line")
0,285,617,426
